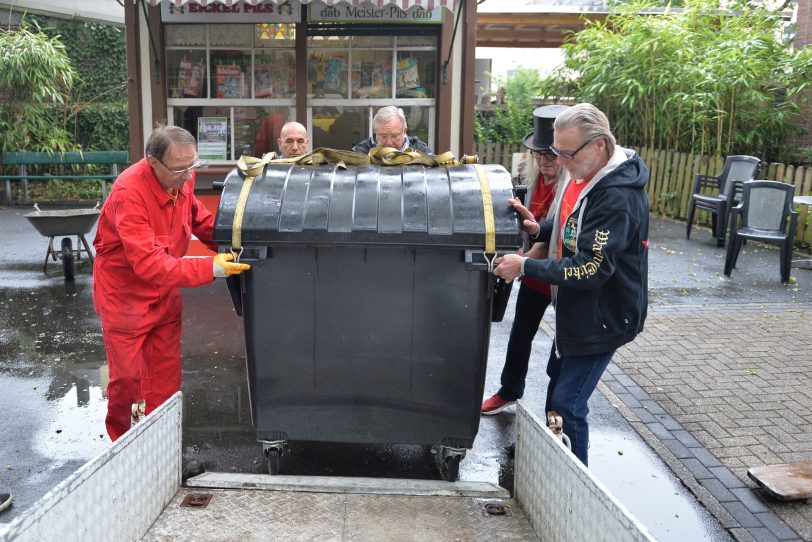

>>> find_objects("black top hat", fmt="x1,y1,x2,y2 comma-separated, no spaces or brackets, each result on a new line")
523,104,570,151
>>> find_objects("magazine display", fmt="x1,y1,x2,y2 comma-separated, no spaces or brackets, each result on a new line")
308,52,347,97
397,57,420,92
352,57,392,99
255,53,295,98
172,56,205,98
216,64,243,99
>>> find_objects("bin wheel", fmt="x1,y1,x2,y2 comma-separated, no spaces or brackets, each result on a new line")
61,237,75,281
442,455,460,482
266,448,281,475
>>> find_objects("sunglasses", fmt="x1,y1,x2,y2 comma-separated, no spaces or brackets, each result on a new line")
549,138,595,160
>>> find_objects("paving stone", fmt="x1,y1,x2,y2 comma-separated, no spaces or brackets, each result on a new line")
672,430,702,448
626,384,651,401
639,399,667,415
630,406,657,424
690,446,723,468
656,415,683,431
740,527,780,542
613,392,642,409
723,500,763,527
708,466,746,489
643,421,673,440
682,457,713,480
661,438,693,459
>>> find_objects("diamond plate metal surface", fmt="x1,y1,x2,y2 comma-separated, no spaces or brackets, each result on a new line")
1,393,182,542
514,403,655,542
143,489,539,542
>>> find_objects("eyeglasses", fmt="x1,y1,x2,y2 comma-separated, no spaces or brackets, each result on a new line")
549,138,595,160
154,155,201,176
530,150,557,160
375,132,404,141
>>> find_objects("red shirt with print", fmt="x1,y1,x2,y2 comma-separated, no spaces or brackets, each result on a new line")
523,173,556,296
558,179,589,258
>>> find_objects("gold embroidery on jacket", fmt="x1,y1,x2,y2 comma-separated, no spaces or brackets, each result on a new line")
563,229,610,280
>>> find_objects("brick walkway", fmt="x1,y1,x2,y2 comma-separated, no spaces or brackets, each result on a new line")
607,304,812,541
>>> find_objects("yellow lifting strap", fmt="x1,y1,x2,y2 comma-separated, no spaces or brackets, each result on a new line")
229,149,479,252
257,147,473,167
474,164,497,270
231,153,277,252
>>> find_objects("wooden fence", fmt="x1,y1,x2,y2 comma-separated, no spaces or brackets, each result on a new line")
473,141,812,246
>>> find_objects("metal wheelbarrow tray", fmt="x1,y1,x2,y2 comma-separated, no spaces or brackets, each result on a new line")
24,207,100,279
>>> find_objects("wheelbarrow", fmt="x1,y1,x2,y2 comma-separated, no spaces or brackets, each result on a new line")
24,203,100,280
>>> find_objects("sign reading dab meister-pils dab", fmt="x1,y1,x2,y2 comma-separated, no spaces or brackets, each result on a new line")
161,0,299,23
309,1,444,24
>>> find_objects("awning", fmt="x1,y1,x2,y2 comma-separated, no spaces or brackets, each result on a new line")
146,0,455,10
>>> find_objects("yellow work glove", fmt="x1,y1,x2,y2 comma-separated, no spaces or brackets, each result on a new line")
213,252,251,278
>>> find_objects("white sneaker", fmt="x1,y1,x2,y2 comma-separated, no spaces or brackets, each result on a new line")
131,400,146,427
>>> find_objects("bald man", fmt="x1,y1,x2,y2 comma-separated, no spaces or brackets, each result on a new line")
277,122,308,158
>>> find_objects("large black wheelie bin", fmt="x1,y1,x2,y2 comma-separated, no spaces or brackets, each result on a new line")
212,161,521,480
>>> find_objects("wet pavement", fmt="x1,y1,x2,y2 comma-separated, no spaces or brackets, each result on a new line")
1,203,810,541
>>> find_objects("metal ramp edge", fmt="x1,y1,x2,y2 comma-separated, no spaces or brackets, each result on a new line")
186,472,510,498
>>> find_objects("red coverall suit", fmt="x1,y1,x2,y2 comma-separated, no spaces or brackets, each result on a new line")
92,159,217,441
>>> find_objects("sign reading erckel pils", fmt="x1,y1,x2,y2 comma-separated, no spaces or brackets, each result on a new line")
161,0,300,23
308,1,444,24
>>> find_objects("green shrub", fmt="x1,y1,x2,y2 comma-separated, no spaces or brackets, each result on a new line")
26,15,128,153
475,68,545,143
540,0,812,162
0,21,76,153
73,103,129,151
13,179,103,202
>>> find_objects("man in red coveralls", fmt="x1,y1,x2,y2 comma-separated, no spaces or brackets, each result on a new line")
93,125,251,441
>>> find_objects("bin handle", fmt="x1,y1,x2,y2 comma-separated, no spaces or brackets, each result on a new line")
483,251,496,274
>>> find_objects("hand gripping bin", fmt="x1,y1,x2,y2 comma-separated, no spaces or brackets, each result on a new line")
212,163,521,480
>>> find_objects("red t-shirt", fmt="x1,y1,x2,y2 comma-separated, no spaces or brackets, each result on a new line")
558,179,590,258
522,173,556,296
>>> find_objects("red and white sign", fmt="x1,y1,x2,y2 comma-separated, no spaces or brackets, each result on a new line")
149,0,455,12
160,0,300,23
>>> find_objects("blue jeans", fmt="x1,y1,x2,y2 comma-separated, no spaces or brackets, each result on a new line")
497,283,551,401
545,345,615,466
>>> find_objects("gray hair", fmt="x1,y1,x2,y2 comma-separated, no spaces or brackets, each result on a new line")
373,105,407,131
553,103,616,158
145,124,196,160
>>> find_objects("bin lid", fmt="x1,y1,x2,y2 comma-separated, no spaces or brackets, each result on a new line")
212,163,521,249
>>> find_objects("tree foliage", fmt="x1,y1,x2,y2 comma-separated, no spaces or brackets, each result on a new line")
28,15,128,151
0,21,76,152
541,0,812,161
475,67,544,143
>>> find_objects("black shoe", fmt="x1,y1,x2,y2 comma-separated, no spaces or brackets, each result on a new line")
0,492,11,513
182,459,205,482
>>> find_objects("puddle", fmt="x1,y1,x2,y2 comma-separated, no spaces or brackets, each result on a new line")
35,383,110,461
590,428,732,542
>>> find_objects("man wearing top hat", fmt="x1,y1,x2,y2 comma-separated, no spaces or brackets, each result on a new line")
493,103,649,466
482,105,570,415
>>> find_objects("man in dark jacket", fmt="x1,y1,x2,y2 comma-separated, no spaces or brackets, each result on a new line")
352,105,433,155
494,103,649,466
